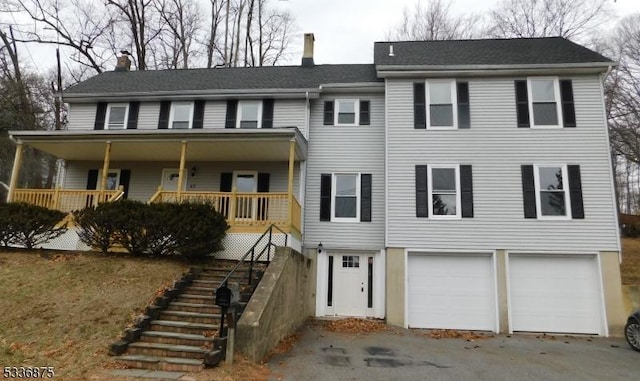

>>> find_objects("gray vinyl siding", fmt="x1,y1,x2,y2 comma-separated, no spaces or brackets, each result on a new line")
65,99,306,133
304,93,385,250
64,161,301,203
66,103,96,130
386,75,618,252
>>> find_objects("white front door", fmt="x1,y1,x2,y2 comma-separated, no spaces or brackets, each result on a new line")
161,168,186,191
333,254,369,317
97,169,121,190
233,171,257,219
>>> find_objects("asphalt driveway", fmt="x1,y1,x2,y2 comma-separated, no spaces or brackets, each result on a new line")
267,321,639,381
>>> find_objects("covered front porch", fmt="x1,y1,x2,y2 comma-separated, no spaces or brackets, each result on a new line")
8,129,307,236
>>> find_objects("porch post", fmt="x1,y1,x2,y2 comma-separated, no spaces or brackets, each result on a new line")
287,139,295,230
177,141,187,199
7,142,24,202
99,141,112,198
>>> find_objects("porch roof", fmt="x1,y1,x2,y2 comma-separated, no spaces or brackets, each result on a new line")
9,128,307,162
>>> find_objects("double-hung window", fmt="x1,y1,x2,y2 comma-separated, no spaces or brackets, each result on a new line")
332,174,360,221
535,165,570,218
428,81,456,128
106,104,128,129
170,102,194,129
528,78,562,128
237,101,262,128
335,99,359,126
430,165,460,218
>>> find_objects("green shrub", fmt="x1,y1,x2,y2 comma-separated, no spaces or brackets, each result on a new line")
0,202,67,249
74,201,229,259
74,202,122,253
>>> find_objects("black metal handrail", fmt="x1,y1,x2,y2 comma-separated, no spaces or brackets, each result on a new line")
214,224,287,343
218,224,288,290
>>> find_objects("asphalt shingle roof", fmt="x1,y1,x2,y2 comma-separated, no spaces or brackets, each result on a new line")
65,64,380,95
374,37,613,66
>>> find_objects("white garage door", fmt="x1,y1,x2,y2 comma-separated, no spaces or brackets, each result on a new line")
407,253,497,331
508,254,604,335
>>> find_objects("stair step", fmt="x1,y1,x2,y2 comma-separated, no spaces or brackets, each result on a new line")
140,331,215,347
167,302,220,314
116,354,203,372
150,320,218,335
174,294,216,305
128,342,207,359
159,310,220,324
184,286,216,296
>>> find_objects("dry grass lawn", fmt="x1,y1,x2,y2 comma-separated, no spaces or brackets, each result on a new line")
622,237,640,285
0,249,187,380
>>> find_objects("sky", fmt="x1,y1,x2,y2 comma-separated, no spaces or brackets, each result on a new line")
9,0,640,74
280,0,640,64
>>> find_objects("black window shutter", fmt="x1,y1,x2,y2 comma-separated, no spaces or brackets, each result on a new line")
568,165,584,219
192,100,205,129
127,101,140,129
257,172,270,221
415,165,428,217
158,101,171,129
460,165,474,218
457,82,470,129
86,169,99,190
94,102,107,130
521,165,537,218
359,100,370,125
515,81,530,128
262,99,274,128
119,169,131,199
414,83,426,129
560,80,576,128
360,174,372,222
220,173,233,192
257,173,270,192
323,101,334,125
320,174,332,221
225,100,238,128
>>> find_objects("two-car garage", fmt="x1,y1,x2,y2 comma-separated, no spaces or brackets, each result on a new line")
406,251,606,335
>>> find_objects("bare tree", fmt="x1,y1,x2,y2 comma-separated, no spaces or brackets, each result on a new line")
7,0,115,74
205,0,225,68
154,0,201,69
387,0,483,41
488,0,614,40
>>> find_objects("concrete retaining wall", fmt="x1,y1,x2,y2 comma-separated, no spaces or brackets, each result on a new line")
236,247,313,362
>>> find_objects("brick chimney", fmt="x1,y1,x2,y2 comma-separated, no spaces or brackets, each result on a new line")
302,33,315,67
115,54,131,72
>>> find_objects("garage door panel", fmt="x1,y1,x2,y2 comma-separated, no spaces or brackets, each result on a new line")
408,254,496,331
509,255,603,334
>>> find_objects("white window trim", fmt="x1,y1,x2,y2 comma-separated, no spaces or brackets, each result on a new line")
106,103,129,130
169,101,194,129
334,99,360,126
97,169,121,190
426,80,458,130
527,77,563,129
236,100,263,129
428,164,461,219
331,173,361,222
533,164,572,220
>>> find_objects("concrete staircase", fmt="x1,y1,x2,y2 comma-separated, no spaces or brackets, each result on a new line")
113,260,267,372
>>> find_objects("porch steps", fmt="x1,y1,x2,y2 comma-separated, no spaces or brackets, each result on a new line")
114,259,267,372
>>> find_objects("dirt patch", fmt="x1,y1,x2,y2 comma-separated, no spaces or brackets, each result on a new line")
318,318,392,335
0,250,187,380
622,238,640,285
426,329,494,340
